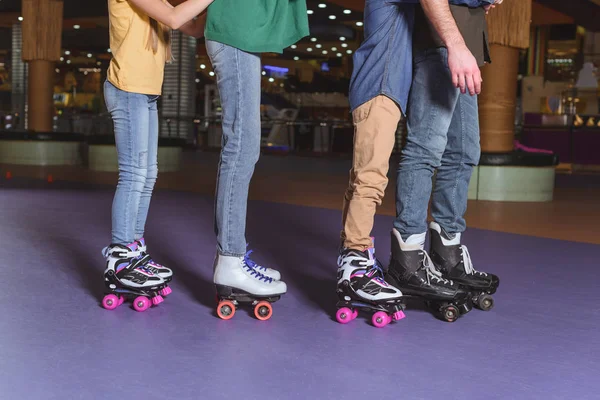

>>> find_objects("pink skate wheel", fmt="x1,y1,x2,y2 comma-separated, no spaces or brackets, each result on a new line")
392,311,406,321
352,309,358,320
102,294,120,310
254,301,273,321
161,286,172,296
133,296,151,312
118,295,125,306
217,300,236,320
372,311,390,328
152,295,164,306
336,307,354,324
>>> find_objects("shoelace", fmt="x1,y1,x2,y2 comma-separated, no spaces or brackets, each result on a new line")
421,251,454,286
244,250,270,273
461,245,488,276
243,252,273,283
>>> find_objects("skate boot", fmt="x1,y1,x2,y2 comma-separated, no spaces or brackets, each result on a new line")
385,229,471,322
214,252,287,321
136,238,173,296
336,244,406,328
101,242,166,312
244,246,281,280
429,222,500,311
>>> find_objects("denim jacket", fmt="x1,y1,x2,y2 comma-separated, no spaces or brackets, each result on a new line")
348,0,491,114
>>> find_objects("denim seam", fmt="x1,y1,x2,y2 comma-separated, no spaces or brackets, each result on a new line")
224,46,243,254
450,95,466,232
124,92,133,243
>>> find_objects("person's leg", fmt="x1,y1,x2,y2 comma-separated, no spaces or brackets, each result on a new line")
430,91,480,234
104,81,151,246
341,95,401,251
393,48,460,243
207,40,261,257
135,95,159,241
428,91,499,310
131,95,173,284
207,40,285,297
101,81,165,304
386,48,470,321
337,96,404,315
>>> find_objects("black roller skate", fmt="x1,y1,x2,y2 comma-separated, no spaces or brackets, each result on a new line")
213,252,286,321
386,229,471,322
429,222,500,311
101,243,166,312
336,243,406,328
136,238,173,297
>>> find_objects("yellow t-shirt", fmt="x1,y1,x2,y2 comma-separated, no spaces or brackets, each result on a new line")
107,0,169,95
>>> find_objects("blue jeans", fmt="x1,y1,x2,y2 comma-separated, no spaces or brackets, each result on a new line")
104,80,159,245
394,48,481,237
206,40,262,256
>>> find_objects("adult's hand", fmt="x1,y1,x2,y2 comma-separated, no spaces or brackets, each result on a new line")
421,0,482,95
447,43,481,95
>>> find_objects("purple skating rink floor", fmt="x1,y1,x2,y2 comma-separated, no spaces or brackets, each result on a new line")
1,178,599,400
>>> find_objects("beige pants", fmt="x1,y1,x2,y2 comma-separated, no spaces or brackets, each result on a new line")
341,95,402,251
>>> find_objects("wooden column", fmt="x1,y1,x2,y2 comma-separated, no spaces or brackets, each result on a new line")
479,0,532,153
21,0,63,132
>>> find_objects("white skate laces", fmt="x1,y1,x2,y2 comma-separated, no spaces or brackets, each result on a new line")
421,251,454,286
461,246,488,276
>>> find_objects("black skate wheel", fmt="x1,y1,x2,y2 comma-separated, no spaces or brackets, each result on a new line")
476,294,494,311
217,300,236,320
442,305,459,323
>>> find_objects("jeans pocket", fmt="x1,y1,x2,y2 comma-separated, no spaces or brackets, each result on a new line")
206,40,226,58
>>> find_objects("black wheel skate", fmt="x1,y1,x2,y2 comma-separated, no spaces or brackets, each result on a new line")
429,222,500,311
387,229,471,322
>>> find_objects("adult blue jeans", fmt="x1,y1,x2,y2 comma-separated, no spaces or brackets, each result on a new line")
206,40,262,257
394,47,481,238
104,80,159,245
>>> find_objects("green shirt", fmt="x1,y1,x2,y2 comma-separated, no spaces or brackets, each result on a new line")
205,0,309,54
